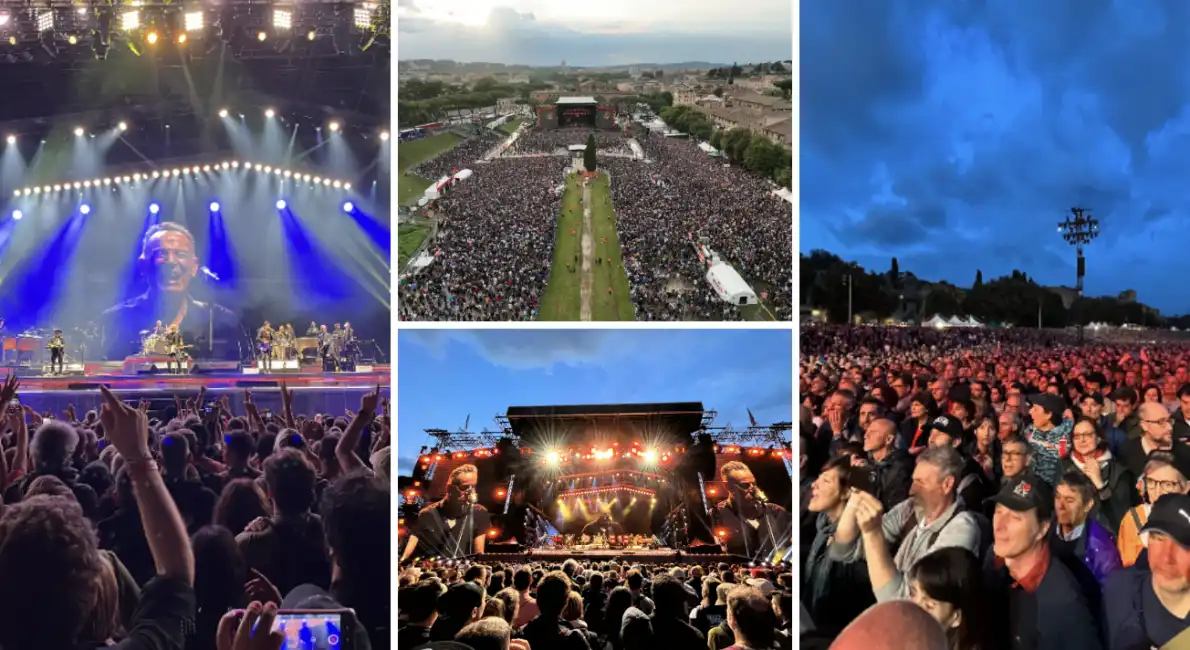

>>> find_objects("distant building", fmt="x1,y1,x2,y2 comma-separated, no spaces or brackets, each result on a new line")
496,97,517,114
673,88,699,106
726,91,792,113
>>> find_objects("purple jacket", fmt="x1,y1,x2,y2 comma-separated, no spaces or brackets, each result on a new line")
1078,519,1122,586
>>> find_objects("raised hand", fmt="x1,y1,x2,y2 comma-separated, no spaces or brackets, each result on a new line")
360,383,382,414
216,602,284,650
98,385,151,460
0,374,18,407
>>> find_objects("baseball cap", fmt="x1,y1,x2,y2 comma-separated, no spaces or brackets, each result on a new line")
986,475,1053,521
1141,493,1190,548
746,578,775,598
1026,393,1065,419
923,414,965,440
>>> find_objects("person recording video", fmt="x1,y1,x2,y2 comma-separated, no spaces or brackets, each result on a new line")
401,464,490,562
714,460,791,559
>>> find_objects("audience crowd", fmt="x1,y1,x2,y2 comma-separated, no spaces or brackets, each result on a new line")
799,324,1190,649
413,130,506,181
400,123,792,322
399,558,793,650
510,130,633,156
0,377,390,650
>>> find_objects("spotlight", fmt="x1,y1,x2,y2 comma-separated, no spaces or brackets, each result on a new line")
36,10,53,32
642,449,658,463
344,183,352,190
307,29,316,41
148,203,160,215
121,10,139,30
0,13,8,27
332,180,342,188
4,135,13,145
218,108,228,118
146,31,158,45
379,130,389,141
177,33,187,44
353,5,372,29
328,121,341,132
342,201,354,213
79,204,91,215
273,9,292,30
546,450,561,466
257,31,267,42
73,127,84,136
68,35,78,45
11,209,21,221
275,199,287,210
117,121,127,132
265,108,275,118
184,11,203,32
209,201,220,212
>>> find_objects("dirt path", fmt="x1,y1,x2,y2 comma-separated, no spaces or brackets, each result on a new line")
579,180,594,321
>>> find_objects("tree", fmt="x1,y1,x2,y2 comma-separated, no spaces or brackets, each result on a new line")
713,86,724,97
773,78,792,100
974,270,983,288
709,129,722,149
584,133,597,172
775,165,792,188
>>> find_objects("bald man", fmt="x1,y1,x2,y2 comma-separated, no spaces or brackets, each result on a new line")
864,418,914,510
830,601,947,650
1120,402,1181,478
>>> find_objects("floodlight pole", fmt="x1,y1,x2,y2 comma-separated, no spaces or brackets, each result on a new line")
1057,207,1100,345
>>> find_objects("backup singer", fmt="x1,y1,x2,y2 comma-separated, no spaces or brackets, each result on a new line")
401,464,490,562
47,329,65,374
713,460,791,559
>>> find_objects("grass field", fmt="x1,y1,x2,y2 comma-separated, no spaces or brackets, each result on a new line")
397,222,431,268
397,132,463,206
588,174,635,320
537,175,584,320
498,119,523,135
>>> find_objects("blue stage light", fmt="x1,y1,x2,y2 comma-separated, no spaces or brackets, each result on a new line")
275,199,287,210
149,202,160,215
79,204,91,215
11,209,22,221
209,201,220,212
342,201,354,213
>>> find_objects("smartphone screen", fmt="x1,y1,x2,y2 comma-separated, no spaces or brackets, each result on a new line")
269,613,343,650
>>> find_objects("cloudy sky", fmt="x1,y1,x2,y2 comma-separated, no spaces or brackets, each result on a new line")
802,0,1190,314
395,329,793,476
396,0,792,66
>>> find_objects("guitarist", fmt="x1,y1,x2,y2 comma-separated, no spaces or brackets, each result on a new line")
256,321,274,372
47,329,66,375
164,324,186,374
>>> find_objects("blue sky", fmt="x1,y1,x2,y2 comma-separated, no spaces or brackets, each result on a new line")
396,0,791,65
396,329,793,475
802,0,1190,314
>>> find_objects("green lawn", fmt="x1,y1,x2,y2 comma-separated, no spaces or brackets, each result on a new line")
397,132,463,206
537,175,584,320
498,119,523,135
397,222,431,268
588,174,635,321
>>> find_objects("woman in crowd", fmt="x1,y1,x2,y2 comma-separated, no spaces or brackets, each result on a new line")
908,547,995,650
1058,416,1138,535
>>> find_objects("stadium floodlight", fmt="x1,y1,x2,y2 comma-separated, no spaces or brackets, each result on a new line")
218,108,228,118
273,9,291,30
121,10,139,30
184,11,203,32
73,126,84,137
209,201,220,212
11,210,21,221
148,202,160,215
642,449,658,463
546,450,561,466
80,204,91,215
379,130,389,141
265,108,275,118
275,199,287,210
328,121,340,132
117,121,127,132
36,10,53,32
353,5,373,29
342,201,354,213
4,135,13,145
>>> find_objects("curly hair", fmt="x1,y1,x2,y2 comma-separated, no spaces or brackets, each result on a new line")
263,449,316,515
214,478,272,535
0,496,104,649
31,420,80,472
321,471,389,580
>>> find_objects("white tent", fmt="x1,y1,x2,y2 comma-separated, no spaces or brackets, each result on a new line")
947,315,965,327
965,316,983,328
706,263,758,306
924,315,949,328
453,169,474,181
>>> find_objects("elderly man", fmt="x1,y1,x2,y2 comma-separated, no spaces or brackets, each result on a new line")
829,445,985,602
863,418,914,510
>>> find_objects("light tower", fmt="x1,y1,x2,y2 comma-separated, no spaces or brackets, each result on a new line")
1058,207,1100,345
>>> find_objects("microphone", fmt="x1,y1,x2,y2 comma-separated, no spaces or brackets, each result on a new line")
199,266,220,282
467,492,478,506
752,488,768,504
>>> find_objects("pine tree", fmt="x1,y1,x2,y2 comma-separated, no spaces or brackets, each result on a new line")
584,134,598,172
975,270,983,288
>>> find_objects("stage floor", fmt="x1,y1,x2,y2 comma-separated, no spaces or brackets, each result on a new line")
11,366,390,416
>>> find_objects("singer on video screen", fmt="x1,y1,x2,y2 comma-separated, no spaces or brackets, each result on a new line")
401,464,490,561
713,461,791,558
99,222,240,360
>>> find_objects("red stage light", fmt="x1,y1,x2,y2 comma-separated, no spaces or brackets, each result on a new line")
716,528,728,538
496,489,506,497
487,528,498,537
708,488,717,495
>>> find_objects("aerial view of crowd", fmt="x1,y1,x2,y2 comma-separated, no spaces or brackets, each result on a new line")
799,324,1190,649
398,558,793,650
413,130,506,181
0,378,390,650
510,130,633,156
399,121,792,322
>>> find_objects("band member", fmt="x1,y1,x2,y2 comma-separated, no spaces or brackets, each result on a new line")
257,321,274,372
47,329,65,374
317,324,335,372
164,325,185,374
342,322,354,342
582,512,624,538
100,222,239,360
152,320,165,337
400,464,489,562
712,461,791,560
306,321,320,336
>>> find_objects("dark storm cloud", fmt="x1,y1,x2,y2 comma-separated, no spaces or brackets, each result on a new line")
801,0,1190,313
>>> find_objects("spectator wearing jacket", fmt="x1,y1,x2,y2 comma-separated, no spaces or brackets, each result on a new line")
1022,393,1073,485
1058,416,1139,535
1049,470,1120,629
1172,384,1190,445
863,418,913,511
1120,402,1179,479
1078,393,1127,454
1118,450,1190,567
899,392,939,458
925,415,992,512
1111,387,1144,441
815,390,861,463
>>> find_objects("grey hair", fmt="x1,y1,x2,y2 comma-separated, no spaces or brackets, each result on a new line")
917,445,965,482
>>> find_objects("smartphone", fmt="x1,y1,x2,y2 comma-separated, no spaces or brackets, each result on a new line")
5,396,19,415
233,608,356,650
849,462,879,496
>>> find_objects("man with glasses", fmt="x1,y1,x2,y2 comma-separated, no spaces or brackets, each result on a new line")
400,464,490,563
1121,402,1178,478
713,461,791,560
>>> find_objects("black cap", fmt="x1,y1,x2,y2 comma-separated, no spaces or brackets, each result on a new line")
924,414,965,440
986,475,1053,521
1081,392,1105,406
1141,493,1190,548
1027,393,1066,420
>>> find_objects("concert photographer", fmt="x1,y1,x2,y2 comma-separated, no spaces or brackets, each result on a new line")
0,376,391,649
100,222,241,361
401,464,490,563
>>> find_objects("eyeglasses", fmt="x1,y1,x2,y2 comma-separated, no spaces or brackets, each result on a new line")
733,481,757,491
1146,478,1184,492
1072,432,1098,440
1002,451,1027,459
1143,418,1173,428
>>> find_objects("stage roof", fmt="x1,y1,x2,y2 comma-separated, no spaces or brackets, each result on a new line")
505,402,707,439
556,96,598,106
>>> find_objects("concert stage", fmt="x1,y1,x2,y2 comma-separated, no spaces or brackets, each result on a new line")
471,551,763,566
11,366,390,416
